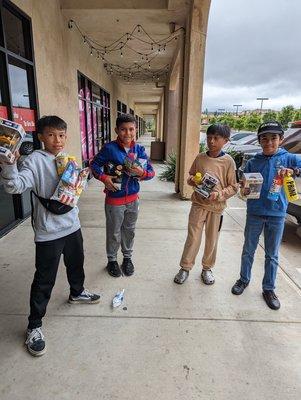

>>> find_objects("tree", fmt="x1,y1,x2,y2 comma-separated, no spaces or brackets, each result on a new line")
278,105,295,129
262,111,278,122
293,109,301,121
234,116,245,131
244,113,262,131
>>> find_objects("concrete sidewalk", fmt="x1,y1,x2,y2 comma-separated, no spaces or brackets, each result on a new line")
0,136,300,400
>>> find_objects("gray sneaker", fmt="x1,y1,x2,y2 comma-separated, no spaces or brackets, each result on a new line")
25,327,46,356
174,268,189,284
201,269,215,285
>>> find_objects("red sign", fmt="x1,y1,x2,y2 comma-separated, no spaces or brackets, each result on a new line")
0,105,8,119
13,107,36,131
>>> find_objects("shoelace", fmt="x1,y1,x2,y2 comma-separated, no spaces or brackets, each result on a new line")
81,288,93,297
26,327,44,344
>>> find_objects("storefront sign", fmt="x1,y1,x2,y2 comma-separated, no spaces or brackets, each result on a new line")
13,107,36,132
0,106,8,119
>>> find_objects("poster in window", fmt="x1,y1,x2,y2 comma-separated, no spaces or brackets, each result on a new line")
79,98,88,162
0,106,8,119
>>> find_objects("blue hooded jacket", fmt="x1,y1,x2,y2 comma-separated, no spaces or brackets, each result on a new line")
244,148,301,217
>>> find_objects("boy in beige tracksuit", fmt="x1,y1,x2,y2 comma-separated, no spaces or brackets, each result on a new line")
174,124,238,285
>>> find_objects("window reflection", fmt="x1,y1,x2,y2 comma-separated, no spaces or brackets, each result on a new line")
8,59,30,108
2,7,26,58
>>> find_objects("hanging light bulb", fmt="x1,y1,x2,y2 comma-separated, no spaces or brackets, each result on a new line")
104,47,107,54
120,50,123,57
151,43,154,51
137,25,141,33
90,48,93,56
83,36,87,44
68,20,73,29
148,63,151,69
158,45,161,53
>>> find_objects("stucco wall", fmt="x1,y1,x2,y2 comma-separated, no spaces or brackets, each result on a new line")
11,0,133,158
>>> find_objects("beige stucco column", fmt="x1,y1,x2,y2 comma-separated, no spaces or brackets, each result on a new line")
178,0,211,198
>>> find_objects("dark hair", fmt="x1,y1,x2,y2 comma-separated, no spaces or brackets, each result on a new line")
206,123,231,139
36,115,67,134
116,113,137,129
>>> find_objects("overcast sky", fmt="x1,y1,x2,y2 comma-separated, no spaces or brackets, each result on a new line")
202,0,301,112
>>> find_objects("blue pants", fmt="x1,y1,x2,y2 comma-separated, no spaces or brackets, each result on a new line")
240,214,285,291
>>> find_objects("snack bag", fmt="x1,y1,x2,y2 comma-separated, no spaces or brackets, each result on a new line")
51,160,89,207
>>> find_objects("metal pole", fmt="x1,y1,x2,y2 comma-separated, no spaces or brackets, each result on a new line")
256,97,269,114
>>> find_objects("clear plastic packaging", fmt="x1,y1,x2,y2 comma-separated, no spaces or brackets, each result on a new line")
112,289,125,308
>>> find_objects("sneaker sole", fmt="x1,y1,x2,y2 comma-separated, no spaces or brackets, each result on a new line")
68,298,101,304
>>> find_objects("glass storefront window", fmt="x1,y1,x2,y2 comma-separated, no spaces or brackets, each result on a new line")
8,58,30,108
2,6,27,58
78,73,110,165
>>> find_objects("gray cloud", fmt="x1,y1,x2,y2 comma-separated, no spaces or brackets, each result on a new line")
203,0,301,110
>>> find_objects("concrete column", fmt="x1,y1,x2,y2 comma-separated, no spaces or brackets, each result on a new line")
178,0,211,198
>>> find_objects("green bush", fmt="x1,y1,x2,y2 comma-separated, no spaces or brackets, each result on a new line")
159,152,176,182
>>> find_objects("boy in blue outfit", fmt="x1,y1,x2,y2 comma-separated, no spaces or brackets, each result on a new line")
232,121,301,310
90,113,154,277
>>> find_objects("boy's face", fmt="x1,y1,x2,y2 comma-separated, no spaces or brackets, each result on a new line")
115,122,136,146
38,127,67,156
206,134,228,153
259,133,283,156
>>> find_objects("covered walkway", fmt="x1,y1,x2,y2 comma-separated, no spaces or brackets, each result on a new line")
0,135,300,400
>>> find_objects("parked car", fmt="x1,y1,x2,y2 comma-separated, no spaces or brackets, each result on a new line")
19,133,34,156
224,136,261,154
230,131,255,143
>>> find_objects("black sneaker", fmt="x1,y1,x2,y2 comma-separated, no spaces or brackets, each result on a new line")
231,279,249,295
25,327,46,356
107,261,121,277
121,258,134,276
262,290,280,310
68,289,101,304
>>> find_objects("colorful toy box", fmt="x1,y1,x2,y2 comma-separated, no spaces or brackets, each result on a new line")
242,172,263,199
0,118,26,163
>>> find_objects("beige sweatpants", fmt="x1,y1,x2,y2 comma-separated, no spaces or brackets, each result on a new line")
180,203,223,271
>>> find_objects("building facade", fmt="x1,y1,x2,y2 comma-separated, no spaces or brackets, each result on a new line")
0,0,210,235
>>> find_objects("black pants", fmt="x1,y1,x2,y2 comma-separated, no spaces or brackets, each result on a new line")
28,229,85,329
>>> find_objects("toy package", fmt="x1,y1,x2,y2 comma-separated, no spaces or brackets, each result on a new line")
124,152,147,177
51,159,89,207
195,172,219,198
242,172,263,199
0,118,26,163
105,162,124,190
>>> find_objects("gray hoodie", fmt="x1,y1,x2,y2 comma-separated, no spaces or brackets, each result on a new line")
0,150,81,241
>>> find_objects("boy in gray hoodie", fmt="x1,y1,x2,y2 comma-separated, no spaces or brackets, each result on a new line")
0,115,100,356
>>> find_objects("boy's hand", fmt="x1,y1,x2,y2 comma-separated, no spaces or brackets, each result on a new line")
0,150,20,165
187,176,196,187
127,165,144,177
278,168,294,177
104,176,118,191
208,191,219,201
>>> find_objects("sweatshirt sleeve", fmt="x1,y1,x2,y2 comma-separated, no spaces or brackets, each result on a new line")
188,156,198,176
286,153,301,173
0,158,36,194
219,157,239,201
90,146,109,183
137,146,155,181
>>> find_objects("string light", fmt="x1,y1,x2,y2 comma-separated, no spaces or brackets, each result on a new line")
68,19,185,82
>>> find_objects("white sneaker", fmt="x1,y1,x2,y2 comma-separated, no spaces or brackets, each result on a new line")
25,327,46,356
201,269,215,285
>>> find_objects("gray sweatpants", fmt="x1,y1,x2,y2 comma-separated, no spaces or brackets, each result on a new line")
105,200,139,261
